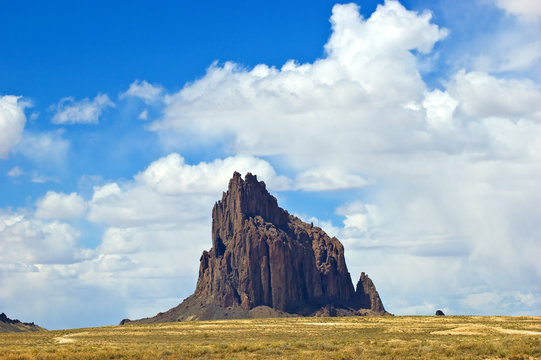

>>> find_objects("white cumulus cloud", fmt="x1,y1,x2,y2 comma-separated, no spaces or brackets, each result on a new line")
120,80,164,104
137,153,292,195
51,93,114,125
152,1,447,166
0,213,82,265
35,191,88,219
0,95,26,158
88,153,290,227
493,0,541,21
448,70,541,120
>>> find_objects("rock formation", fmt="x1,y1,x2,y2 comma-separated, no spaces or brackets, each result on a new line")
123,172,388,324
0,312,45,333
435,310,445,316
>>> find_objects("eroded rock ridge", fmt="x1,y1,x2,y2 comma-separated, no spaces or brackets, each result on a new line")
0,313,45,333
124,172,388,323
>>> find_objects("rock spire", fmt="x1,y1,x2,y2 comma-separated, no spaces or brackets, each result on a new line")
123,172,388,324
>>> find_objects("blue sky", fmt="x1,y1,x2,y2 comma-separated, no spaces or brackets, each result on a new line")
1,0,540,330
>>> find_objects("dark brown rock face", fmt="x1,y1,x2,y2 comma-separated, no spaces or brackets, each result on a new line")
124,172,388,324
356,272,386,314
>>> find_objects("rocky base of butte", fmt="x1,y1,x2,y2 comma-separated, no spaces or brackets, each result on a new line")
123,172,389,324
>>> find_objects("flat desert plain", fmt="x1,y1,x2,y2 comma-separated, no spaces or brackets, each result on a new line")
1,316,540,359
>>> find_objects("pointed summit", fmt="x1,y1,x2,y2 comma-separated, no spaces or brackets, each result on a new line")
123,173,389,324
356,272,387,314
213,171,289,238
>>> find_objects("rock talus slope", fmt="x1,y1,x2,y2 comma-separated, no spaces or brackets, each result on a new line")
124,172,388,324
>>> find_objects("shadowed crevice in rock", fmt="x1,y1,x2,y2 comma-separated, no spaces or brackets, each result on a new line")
123,172,389,324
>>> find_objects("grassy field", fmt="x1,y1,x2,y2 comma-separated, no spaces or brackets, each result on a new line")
0,316,539,359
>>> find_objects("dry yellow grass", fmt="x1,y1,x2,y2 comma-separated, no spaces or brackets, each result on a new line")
0,316,539,359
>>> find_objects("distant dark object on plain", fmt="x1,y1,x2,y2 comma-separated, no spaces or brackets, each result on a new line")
435,310,445,316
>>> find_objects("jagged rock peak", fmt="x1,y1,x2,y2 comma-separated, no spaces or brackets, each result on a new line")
1,313,24,325
122,172,389,324
356,272,386,314
0,313,44,333
201,172,387,315
214,171,289,230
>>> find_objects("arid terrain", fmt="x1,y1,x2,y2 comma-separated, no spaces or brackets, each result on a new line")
1,316,539,359
0,313,44,333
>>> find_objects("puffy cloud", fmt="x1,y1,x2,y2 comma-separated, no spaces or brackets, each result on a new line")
88,153,290,226
0,95,26,158
422,89,458,130
326,1,446,56
152,1,447,164
493,0,541,21
35,191,87,219
332,146,541,315
92,183,122,202
137,153,291,195
51,93,114,125
0,213,82,265
335,201,381,233
0,203,202,328
88,181,210,227
448,70,541,120
120,80,164,104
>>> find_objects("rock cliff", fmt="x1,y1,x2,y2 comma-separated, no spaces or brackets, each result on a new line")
123,172,388,324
